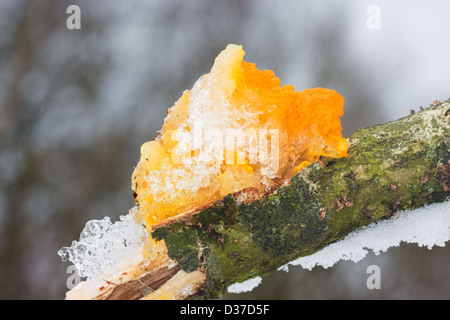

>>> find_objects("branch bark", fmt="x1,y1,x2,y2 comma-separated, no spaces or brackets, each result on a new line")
66,100,450,300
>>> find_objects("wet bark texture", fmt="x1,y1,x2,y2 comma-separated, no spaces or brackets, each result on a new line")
152,100,450,299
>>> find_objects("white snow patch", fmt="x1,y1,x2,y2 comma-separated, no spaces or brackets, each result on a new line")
279,198,450,272
227,276,263,294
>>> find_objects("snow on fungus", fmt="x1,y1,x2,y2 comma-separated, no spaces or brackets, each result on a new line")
132,44,348,231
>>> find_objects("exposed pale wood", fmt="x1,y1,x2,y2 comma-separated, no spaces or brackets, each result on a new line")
66,247,177,300
141,270,206,300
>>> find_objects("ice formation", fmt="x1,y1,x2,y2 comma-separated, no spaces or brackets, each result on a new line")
226,198,450,293
58,207,148,279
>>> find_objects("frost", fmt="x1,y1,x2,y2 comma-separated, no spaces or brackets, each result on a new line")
58,207,148,279
279,198,450,272
227,276,262,294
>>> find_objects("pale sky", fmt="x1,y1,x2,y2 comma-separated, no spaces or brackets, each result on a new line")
346,0,450,119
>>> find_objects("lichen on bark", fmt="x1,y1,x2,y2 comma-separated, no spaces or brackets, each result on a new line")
151,100,450,299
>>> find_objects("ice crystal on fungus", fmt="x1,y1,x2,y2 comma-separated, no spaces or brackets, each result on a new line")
132,44,348,229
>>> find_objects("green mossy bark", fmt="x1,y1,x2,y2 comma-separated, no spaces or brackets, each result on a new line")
152,101,450,299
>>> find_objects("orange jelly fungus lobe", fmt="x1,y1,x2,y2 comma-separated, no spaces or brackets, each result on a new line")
132,44,348,230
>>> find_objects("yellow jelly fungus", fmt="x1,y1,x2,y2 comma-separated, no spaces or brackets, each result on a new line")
132,44,348,231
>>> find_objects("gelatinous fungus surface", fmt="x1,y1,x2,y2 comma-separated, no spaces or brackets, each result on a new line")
132,44,348,231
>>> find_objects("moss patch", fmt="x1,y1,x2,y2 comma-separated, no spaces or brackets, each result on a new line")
152,224,200,273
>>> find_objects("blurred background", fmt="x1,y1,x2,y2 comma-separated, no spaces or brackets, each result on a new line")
0,0,449,299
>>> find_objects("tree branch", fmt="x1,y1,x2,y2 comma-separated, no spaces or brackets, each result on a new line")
65,100,450,300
